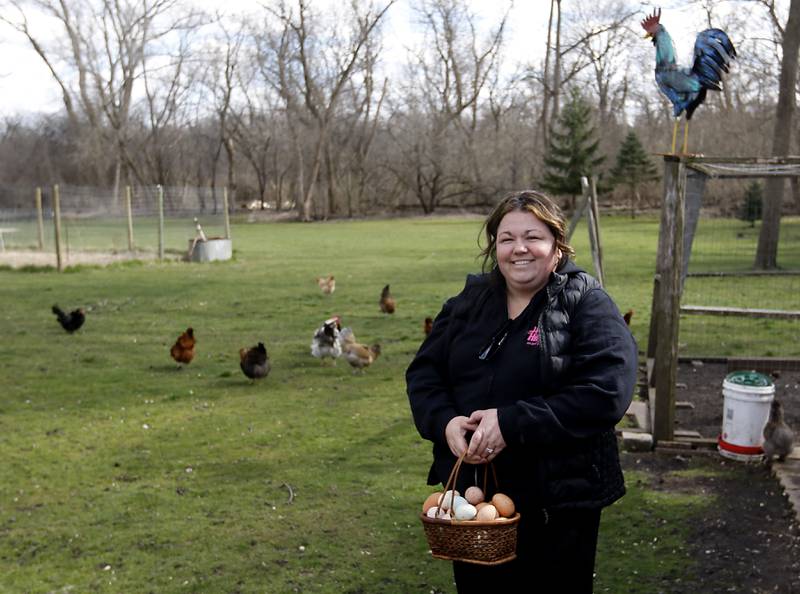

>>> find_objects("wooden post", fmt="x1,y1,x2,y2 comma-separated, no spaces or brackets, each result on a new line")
222,186,231,240
652,156,686,443
35,187,45,250
53,184,63,272
125,185,135,251
157,185,164,261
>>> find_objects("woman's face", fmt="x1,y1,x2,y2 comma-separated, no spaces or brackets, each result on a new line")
495,209,560,296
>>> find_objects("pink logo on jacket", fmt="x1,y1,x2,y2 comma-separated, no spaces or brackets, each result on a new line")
526,327,540,346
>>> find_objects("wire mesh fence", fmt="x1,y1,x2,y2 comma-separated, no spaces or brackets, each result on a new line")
0,184,230,267
680,215,800,364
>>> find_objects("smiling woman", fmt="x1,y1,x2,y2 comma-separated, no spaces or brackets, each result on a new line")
407,189,638,593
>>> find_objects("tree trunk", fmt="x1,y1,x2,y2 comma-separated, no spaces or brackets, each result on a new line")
756,0,800,269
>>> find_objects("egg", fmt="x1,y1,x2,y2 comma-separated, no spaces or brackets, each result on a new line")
464,486,484,505
475,502,488,511
423,491,443,514
439,490,461,511
426,506,440,518
451,495,469,512
476,504,498,521
454,503,477,520
491,493,515,517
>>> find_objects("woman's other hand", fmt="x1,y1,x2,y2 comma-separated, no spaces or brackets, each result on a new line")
467,409,507,462
445,416,479,460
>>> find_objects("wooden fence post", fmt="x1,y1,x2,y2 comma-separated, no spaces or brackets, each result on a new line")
223,186,231,240
35,187,45,250
157,185,164,261
53,184,63,272
652,156,686,443
126,185,135,251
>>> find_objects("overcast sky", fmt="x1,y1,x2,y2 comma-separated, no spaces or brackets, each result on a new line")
0,1,723,117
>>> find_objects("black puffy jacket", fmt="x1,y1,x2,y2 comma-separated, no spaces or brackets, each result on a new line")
406,261,638,510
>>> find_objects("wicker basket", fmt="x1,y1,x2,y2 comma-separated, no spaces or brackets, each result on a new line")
419,451,520,565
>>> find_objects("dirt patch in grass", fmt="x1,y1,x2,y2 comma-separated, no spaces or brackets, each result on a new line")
629,360,800,592
0,249,159,268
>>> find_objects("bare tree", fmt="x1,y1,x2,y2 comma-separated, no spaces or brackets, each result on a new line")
262,0,395,221
1,0,202,197
754,0,800,269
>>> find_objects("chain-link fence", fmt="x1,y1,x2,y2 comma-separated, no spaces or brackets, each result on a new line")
0,184,230,267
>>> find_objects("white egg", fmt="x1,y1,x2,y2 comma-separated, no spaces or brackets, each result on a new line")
426,506,440,518
439,490,461,511
454,503,477,520
451,495,469,511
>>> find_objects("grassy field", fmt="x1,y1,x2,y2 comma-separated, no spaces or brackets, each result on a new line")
1,214,798,593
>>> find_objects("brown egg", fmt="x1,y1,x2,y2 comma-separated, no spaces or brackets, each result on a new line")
422,491,443,514
476,504,499,521
464,486,484,505
491,493,515,517
475,502,489,511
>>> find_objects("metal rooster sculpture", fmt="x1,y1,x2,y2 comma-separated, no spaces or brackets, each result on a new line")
641,8,736,155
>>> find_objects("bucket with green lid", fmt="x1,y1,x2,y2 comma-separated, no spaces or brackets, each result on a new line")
718,370,775,462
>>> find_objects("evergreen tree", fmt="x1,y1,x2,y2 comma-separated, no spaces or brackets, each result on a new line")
610,131,659,218
738,181,763,227
541,89,605,208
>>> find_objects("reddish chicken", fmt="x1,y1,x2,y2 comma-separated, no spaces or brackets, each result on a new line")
379,284,396,314
423,317,433,336
170,327,196,366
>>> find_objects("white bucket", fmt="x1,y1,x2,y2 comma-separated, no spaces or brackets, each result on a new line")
718,370,774,462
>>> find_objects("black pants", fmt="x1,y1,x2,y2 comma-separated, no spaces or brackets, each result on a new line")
453,507,602,594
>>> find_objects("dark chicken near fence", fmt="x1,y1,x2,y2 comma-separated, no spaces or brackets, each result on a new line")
379,284,396,314
239,342,270,380
52,305,85,333
763,399,795,463
170,327,196,366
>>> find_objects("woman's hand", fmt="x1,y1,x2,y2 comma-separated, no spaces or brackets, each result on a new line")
467,409,507,462
445,416,479,460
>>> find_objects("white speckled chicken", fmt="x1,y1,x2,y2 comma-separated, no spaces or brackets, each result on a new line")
310,317,342,363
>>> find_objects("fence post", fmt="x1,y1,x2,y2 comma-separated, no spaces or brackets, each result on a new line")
651,156,686,444
223,186,231,240
126,185,135,251
35,187,45,250
53,184,63,272
157,185,164,261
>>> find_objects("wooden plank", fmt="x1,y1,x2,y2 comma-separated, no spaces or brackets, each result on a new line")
680,305,800,320
727,357,800,373
687,270,800,278
676,401,695,409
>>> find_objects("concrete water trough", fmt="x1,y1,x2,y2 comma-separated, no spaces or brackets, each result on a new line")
188,238,232,262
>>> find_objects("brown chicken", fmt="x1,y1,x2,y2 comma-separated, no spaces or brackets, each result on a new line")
170,327,196,366
317,275,336,295
379,284,396,314
424,317,433,336
343,342,381,373
239,342,270,381
623,309,634,326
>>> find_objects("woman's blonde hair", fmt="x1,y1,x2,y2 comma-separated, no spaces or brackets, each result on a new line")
479,190,575,273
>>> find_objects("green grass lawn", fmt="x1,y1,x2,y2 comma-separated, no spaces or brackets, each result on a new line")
1,215,798,592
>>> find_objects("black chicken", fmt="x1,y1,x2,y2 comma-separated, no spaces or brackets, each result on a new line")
239,342,270,381
641,8,736,154
52,305,85,333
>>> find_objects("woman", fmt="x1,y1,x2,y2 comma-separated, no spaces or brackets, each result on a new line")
407,190,637,593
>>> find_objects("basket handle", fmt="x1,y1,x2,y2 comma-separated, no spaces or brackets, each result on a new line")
440,450,500,512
